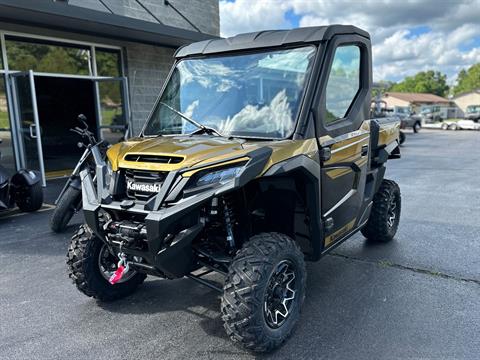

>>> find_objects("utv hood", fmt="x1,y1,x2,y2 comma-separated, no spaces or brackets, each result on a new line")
107,135,318,175
107,135,261,172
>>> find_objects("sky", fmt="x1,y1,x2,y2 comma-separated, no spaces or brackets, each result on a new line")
219,0,480,84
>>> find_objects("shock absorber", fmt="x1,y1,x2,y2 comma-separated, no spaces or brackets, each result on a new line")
222,196,236,249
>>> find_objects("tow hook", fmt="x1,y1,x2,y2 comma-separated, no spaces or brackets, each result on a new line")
109,253,130,285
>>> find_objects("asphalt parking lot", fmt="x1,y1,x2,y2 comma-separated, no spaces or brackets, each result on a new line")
1,129,479,360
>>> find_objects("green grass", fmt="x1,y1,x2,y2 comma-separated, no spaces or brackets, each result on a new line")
0,111,9,130
101,108,121,126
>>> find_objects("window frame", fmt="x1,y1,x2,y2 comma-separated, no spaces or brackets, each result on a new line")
0,30,124,78
141,45,318,140
314,34,371,138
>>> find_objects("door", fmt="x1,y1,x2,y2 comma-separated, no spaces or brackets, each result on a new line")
34,76,98,177
316,38,372,248
9,70,45,186
0,76,16,175
93,77,130,145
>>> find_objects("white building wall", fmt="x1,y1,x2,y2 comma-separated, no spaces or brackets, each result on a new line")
454,92,480,112
381,96,410,109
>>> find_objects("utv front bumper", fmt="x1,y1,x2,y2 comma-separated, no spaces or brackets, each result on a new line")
80,147,271,278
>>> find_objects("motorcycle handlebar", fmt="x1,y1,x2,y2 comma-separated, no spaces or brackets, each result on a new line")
70,127,97,145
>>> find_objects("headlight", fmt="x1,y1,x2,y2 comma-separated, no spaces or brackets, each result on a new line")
194,166,244,187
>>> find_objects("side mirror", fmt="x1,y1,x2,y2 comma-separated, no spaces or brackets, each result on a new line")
77,114,88,129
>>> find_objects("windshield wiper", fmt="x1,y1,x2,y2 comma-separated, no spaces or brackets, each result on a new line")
159,102,224,137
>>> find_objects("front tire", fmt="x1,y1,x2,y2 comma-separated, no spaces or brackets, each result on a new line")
66,225,146,301
221,233,306,353
50,186,82,233
361,179,401,242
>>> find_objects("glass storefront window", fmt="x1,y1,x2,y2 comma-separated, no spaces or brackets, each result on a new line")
0,42,4,70
0,76,15,175
95,48,122,77
5,37,91,75
98,80,126,144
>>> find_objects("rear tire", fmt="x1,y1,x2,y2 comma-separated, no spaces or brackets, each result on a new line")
361,179,401,242
221,233,306,353
66,225,146,302
15,181,43,212
50,186,81,233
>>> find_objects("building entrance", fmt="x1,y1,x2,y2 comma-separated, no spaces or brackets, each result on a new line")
35,76,97,177
9,71,128,185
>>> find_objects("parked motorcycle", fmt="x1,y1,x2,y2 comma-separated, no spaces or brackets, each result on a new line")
0,139,43,213
49,114,109,233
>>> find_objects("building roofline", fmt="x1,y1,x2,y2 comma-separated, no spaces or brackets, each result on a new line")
383,91,450,104
0,0,216,47
452,89,480,99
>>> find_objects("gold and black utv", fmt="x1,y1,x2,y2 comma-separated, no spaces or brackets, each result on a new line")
67,25,401,353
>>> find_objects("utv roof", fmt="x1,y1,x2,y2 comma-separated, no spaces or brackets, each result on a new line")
176,25,369,58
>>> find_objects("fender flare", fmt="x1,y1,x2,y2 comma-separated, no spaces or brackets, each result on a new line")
10,169,42,187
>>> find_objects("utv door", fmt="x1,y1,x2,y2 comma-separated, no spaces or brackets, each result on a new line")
314,35,372,249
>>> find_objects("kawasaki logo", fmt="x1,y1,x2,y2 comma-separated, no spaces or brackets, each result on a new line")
127,180,161,193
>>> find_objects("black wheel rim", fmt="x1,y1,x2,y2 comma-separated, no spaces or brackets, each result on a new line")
387,193,398,228
97,245,137,284
264,260,297,329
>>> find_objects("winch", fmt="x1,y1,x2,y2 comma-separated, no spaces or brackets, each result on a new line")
107,220,147,246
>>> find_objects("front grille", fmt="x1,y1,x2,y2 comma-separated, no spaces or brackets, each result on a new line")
123,168,168,202
124,154,183,164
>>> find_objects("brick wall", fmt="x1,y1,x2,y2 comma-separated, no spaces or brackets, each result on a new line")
124,43,175,134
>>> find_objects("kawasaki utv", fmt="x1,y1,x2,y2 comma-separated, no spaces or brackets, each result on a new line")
67,25,401,352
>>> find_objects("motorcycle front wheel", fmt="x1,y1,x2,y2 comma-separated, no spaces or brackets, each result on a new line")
50,186,82,233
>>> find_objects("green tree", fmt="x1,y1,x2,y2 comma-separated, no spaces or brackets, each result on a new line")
453,63,480,96
372,80,395,98
390,70,449,96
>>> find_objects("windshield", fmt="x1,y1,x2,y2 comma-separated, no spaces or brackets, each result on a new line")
143,46,316,139
467,105,480,113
